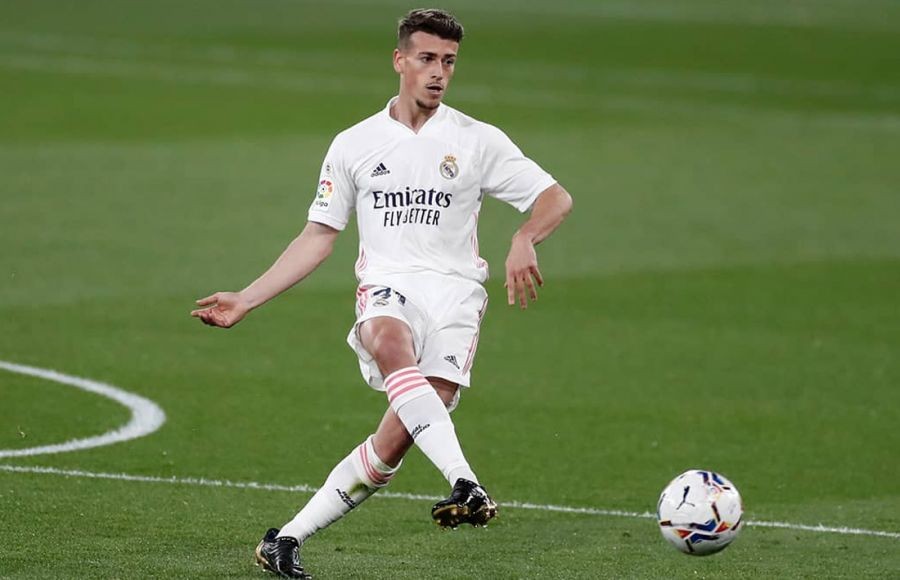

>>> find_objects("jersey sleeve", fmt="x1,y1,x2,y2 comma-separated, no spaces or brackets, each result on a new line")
307,136,355,230
479,124,557,213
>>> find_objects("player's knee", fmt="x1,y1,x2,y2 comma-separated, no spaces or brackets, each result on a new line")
367,325,414,370
370,331,406,360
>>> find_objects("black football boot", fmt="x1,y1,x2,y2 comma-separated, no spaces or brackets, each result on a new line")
254,528,312,579
431,478,498,528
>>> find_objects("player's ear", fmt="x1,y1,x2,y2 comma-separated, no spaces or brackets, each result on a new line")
392,48,403,74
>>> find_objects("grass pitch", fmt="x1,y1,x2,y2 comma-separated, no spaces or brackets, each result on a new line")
1,1,899,577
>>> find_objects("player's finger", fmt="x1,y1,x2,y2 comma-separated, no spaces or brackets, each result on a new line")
526,274,538,302
506,274,515,305
531,265,544,287
191,305,216,317
195,293,219,307
517,275,529,309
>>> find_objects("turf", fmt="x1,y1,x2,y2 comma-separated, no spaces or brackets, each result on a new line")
1,0,898,577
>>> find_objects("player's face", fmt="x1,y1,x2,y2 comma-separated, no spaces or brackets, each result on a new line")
393,32,458,111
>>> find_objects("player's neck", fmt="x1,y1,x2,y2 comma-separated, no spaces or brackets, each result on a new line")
391,94,440,133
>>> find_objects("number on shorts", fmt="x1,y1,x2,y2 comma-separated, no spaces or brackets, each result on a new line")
373,286,406,305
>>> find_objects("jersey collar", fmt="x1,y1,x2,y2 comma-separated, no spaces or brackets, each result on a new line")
383,96,446,135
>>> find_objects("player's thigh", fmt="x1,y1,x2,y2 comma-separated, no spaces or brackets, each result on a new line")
359,317,416,361
351,284,427,378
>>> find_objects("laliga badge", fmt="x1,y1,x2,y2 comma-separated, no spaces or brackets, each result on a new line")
439,154,459,180
317,179,333,200
314,179,333,209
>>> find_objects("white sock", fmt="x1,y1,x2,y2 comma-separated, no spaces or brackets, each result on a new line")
385,366,478,486
277,435,399,542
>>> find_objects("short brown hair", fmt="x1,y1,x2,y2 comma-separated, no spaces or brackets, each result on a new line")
398,9,464,49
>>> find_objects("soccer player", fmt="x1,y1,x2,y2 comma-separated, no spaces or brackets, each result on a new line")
192,8,572,579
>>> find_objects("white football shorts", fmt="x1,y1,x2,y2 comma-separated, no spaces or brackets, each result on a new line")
347,271,489,398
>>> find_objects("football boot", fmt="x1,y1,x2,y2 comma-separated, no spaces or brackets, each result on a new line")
254,528,312,579
431,478,498,528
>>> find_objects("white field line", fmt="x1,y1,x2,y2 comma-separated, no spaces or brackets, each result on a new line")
1,464,898,540
0,361,166,459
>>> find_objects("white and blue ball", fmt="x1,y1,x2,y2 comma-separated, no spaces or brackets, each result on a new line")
657,469,743,555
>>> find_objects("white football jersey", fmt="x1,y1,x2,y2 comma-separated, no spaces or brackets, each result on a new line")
308,97,556,284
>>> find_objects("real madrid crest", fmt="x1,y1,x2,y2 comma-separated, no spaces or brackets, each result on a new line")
439,154,459,180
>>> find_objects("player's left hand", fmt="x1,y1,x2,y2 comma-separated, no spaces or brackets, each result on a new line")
190,291,251,328
504,234,543,309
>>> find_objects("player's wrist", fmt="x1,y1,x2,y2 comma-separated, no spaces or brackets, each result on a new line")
238,290,261,311
512,229,537,245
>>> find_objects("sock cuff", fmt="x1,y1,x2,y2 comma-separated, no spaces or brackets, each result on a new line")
445,461,479,486
354,436,400,489
385,366,433,409
384,366,420,381
364,435,401,474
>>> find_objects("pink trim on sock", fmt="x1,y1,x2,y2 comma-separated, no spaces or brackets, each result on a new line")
386,374,428,396
384,367,420,386
358,443,387,486
387,382,432,404
385,368,433,405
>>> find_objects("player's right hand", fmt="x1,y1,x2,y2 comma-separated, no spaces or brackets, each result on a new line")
190,291,251,328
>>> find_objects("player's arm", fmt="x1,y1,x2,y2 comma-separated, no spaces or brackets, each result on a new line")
505,183,573,309
191,221,339,328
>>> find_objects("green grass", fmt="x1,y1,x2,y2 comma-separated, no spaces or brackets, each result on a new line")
1,0,899,577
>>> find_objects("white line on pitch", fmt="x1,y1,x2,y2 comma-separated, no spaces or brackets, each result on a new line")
1,464,897,540
0,360,166,458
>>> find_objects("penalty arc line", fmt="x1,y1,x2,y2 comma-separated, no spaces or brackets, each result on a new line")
0,360,166,459
0,464,897,540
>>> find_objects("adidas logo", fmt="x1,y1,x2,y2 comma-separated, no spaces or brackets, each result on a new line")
443,355,460,369
371,162,391,177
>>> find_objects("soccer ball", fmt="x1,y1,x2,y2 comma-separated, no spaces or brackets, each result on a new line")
656,469,743,556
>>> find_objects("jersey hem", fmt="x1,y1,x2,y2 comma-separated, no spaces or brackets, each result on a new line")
308,213,347,231
517,176,559,213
